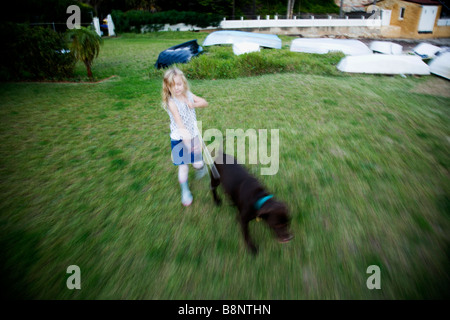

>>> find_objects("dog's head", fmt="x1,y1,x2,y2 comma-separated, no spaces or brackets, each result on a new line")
257,201,293,243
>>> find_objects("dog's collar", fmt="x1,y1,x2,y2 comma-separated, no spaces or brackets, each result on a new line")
254,195,273,211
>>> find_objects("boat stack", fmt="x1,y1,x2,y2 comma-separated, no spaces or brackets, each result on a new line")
154,30,449,80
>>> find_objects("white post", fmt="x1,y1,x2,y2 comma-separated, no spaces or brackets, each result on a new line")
93,17,101,36
107,14,115,37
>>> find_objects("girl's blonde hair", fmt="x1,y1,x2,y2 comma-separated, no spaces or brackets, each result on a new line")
162,67,190,110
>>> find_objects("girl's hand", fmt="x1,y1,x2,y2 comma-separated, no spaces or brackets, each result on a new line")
190,94,208,108
183,138,192,154
179,128,192,153
179,128,192,141
192,137,202,154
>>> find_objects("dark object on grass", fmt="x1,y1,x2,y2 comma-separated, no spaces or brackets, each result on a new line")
155,40,203,69
210,151,294,254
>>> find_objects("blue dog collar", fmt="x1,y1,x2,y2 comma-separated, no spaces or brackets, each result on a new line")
254,195,273,211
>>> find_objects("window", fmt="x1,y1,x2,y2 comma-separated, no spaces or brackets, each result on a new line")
399,7,405,20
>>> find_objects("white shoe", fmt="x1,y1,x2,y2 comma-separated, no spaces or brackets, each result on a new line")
182,189,193,206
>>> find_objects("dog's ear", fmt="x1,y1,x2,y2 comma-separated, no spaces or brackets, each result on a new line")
256,205,270,219
257,201,284,217
257,201,290,222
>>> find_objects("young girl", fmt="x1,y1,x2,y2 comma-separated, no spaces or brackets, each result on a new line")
162,67,208,206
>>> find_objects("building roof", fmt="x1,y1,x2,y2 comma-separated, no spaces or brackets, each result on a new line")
402,0,441,5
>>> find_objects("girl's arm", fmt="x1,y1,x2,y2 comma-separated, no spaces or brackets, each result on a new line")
167,100,192,142
188,93,208,109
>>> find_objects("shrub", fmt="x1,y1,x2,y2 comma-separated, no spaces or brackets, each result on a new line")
0,23,76,81
165,46,345,80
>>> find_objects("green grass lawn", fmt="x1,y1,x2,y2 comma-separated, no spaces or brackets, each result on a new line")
0,32,449,299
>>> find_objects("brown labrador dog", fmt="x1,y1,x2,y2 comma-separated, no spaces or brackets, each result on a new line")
210,152,293,254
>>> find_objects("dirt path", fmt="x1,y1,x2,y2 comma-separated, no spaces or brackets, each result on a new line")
410,76,450,98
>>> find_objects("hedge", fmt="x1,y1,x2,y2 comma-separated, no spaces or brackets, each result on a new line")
111,10,223,33
0,23,76,81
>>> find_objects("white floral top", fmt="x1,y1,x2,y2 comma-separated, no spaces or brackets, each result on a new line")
167,91,199,141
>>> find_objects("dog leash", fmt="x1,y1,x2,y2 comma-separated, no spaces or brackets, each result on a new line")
195,122,220,180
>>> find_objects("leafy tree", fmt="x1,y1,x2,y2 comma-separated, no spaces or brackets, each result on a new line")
2,0,93,28
66,27,103,80
84,0,339,18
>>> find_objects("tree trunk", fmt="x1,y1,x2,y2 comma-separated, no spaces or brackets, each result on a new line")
287,0,291,19
291,0,295,18
287,0,295,19
84,60,93,80
232,0,235,20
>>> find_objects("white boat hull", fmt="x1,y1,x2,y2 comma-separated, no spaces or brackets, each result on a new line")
290,38,372,56
413,43,442,59
203,30,282,49
369,41,403,55
337,54,430,75
232,42,260,55
429,52,450,80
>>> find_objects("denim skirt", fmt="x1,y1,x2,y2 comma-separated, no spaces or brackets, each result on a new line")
170,136,203,165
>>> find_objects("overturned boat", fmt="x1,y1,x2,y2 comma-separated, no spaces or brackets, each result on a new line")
429,51,450,80
369,41,403,55
337,54,430,75
413,43,442,59
203,30,282,49
232,42,261,55
290,38,372,56
155,40,203,69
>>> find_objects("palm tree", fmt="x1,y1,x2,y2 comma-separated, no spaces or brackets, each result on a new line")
66,27,102,80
